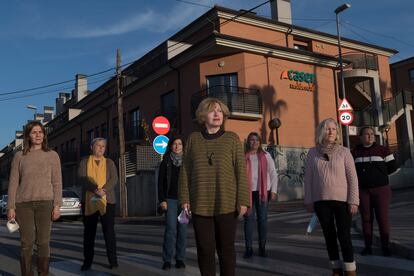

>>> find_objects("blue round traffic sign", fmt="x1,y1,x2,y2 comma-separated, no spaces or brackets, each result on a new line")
153,135,169,155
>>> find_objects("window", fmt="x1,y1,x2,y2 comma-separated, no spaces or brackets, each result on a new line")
69,138,76,151
101,123,108,139
112,118,118,139
293,37,311,51
161,91,177,127
206,73,238,94
95,126,100,138
87,129,94,145
409,69,414,83
129,108,142,140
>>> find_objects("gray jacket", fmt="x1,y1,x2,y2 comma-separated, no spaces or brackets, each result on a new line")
78,157,118,204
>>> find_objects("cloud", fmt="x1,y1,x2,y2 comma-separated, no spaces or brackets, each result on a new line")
64,9,155,39
62,1,207,39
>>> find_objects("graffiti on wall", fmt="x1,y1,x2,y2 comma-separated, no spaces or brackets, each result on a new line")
267,145,309,200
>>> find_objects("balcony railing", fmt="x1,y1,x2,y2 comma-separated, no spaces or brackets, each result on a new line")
343,53,379,71
353,90,413,127
191,85,262,118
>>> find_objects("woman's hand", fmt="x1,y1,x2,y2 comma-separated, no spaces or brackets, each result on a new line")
238,205,248,218
160,201,167,211
52,206,61,221
348,204,358,215
270,192,277,201
306,204,314,213
95,188,106,197
7,209,16,221
181,203,190,212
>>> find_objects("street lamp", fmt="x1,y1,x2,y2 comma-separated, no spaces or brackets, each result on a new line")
26,105,37,120
335,3,351,148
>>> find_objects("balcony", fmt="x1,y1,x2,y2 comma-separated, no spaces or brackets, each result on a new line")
191,86,263,120
343,53,378,71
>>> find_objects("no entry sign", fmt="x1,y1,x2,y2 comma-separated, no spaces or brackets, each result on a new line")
152,116,170,135
339,111,354,125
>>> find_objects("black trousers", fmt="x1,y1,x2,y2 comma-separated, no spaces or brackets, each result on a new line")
82,203,117,266
192,212,238,276
314,200,354,262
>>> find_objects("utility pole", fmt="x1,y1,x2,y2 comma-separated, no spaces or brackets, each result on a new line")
116,49,127,217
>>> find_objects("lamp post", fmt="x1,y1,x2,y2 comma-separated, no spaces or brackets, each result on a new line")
335,3,351,148
26,105,37,121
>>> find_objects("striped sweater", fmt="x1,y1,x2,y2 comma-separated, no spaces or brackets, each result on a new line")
178,131,249,216
351,143,397,189
304,145,359,206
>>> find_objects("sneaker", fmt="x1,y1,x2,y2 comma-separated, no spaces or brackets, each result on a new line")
382,247,391,257
162,262,171,270
360,247,372,256
243,247,253,259
175,260,186,269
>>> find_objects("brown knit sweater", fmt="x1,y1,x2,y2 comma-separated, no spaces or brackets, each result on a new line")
8,149,62,209
178,131,249,216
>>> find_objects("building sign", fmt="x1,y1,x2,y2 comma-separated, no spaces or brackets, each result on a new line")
281,70,316,92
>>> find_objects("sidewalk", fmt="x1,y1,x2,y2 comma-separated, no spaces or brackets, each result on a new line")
353,186,414,260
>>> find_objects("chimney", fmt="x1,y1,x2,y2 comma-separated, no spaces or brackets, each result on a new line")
15,130,23,139
74,74,88,103
270,0,292,25
43,106,54,123
55,92,71,115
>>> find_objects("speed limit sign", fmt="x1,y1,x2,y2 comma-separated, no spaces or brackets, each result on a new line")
339,111,354,125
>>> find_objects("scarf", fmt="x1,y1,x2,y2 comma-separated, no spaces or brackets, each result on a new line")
85,155,107,216
170,152,183,167
246,151,268,209
316,142,339,161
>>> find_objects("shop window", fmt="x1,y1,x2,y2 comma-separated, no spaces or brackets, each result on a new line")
409,68,414,83
161,90,177,126
206,73,238,94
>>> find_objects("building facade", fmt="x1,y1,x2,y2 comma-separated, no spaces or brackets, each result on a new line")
1,2,411,208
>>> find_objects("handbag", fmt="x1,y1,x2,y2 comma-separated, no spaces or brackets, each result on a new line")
306,213,318,235
177,208,191,224
7,219,19,233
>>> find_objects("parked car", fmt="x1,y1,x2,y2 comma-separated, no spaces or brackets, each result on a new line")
0,195,7,216
60,190,82,218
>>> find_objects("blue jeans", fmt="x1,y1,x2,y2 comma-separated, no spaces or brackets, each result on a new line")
162,199,188,262
244,191,269,248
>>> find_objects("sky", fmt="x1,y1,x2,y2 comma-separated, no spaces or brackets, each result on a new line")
0,0,413,147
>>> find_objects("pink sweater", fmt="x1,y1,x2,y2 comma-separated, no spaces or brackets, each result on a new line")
304,146,359,206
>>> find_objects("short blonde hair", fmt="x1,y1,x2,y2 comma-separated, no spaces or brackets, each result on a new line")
315,118,340,145
195,97,230,126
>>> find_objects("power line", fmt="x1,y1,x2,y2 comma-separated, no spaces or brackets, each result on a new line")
175,0,211,9
0,74,114,102
343,21,414,49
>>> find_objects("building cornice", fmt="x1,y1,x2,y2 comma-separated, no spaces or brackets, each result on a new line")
217,10,397,57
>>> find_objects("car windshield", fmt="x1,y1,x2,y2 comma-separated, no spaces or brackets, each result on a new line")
62,191,79,198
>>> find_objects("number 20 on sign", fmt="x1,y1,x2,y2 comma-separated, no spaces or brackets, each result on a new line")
339,111,353,125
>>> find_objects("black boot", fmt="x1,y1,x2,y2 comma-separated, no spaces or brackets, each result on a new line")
259,242,267,257
243,247,253,258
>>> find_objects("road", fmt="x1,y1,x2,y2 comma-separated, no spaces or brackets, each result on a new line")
0,193,413,275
